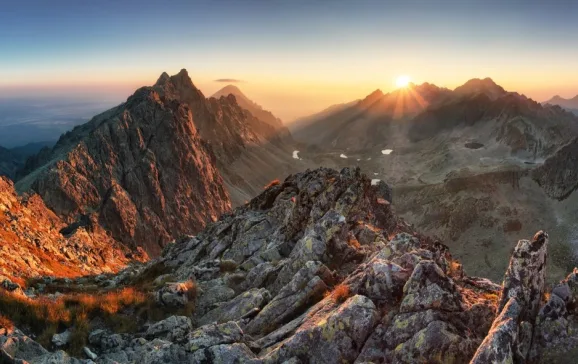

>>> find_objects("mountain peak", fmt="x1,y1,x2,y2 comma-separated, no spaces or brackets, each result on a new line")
544,94,578,109
211,85,283,128
155,72,170,86
454,77,507,100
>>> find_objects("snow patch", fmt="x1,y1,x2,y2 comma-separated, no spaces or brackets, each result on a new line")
340,154,348,159
374,173,378,176
292,150,301,160
381,149,393,155
338,215,346,223
371,179,381,186
357,159,361,161
367,157,372,160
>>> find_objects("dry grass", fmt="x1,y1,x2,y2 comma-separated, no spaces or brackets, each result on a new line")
331,284,351,303
0,314,13,331
182,280,198,302
263,179,281,190
0,287,148,350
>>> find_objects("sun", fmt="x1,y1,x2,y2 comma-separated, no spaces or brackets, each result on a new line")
395,75,411,88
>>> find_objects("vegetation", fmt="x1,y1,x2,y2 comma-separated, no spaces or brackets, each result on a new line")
0,284,198,356
263,179,280,189
331,283,351,303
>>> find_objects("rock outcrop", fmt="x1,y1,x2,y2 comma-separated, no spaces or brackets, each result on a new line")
0,176,138,286
4,167,578,363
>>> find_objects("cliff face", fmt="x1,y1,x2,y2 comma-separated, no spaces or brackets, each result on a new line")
17,81,232,256
533,137,578,200
0,177,139,287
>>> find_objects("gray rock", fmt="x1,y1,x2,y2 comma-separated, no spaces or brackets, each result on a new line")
198,287,271,326
83,347,97,360
470,297,521,364
188,321,244,352
145,316,193,343
155,281,195,307
52,330,72,348
245,261,331,336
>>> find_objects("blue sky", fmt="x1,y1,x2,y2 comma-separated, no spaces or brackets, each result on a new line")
1,0,578,120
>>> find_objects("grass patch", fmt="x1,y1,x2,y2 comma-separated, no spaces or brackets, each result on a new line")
0,287,148,351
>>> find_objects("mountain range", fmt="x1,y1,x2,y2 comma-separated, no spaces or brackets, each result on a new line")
3,70,578,362
544,94,578,110
291,78,578,159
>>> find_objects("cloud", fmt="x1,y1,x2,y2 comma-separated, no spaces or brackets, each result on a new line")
214,78,244,83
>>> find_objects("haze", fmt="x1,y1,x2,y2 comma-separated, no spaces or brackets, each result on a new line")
2,0,578,123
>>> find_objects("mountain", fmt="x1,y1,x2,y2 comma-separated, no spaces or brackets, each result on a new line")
290,82,453,150
16,71,232,256
0,147,22,179
2,167,576,363
153,71,305,206
0,176,142,287
544,94,578,109
291,78,578,159
0,142,54,180
9,141,54,158
212,84,283,128
289,99,359,130
453,77,507,100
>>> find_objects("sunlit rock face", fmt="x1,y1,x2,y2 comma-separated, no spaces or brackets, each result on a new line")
0,176,139,286
16,71,233,256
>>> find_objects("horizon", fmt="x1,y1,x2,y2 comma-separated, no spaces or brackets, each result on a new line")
2,0,578,121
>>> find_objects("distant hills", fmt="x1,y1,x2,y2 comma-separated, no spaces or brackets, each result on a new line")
290,77,578,158
0,141,53,179
543,94,578,115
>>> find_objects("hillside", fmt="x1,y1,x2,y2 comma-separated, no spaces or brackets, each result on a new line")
0,177,142,288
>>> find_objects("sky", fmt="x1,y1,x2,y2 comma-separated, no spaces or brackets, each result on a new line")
2,0,578,121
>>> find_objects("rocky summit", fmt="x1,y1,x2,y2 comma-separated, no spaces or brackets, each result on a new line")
1,167,577,363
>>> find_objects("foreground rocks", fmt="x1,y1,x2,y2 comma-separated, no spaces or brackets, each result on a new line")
3,167,578,363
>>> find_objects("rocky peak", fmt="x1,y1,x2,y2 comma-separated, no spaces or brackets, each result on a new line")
15,74,232,256
454,77,507,100
212,84,284,128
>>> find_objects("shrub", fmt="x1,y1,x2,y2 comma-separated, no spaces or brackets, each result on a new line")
332,284,351,303
263,179,280,190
